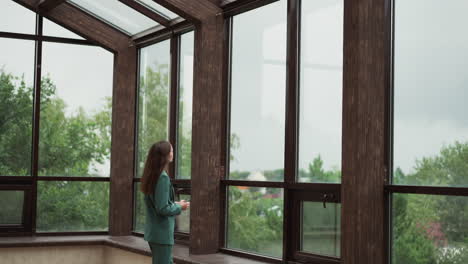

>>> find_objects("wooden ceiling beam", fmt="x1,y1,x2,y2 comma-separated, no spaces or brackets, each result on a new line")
14,0,131,52
118,0,171,27
36,0,66,14
153,0,221,23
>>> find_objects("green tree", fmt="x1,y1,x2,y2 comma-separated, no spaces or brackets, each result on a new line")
393,142,468,263
0,70,111,231
227,186,283,257
392,194,437,264
307,155,341,183
136,64,170,177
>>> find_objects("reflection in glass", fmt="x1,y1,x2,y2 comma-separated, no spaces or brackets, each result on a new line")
393,0,468,187
0,191,24,225
227,186,283,258
43,18,84,39
136,0,178,19
137,40,171,178
177,32,194,179
0,0,36,34
0,39,35,176
176,194,190,233
229,0,287,182
298,0,343,183
68,0,157,35
37,181,109,232
301,202,341,257
392,193,468,264
38,42,113,177
134,183,145,233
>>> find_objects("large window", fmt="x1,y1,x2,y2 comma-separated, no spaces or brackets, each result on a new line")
176,32,194,180
226,1,286,259
136,39,171,178
229,1,286,182
0,1,113,234
224,0,343,262
390,0,468,263
133,31,194,238
39,42,113,177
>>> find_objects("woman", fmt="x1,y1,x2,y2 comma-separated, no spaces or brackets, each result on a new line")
141,140,190,264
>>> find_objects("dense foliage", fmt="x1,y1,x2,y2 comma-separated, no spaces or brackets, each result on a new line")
1,68,466,262
0,70,110,231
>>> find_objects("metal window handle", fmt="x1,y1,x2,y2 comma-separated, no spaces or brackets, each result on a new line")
323,194,328,208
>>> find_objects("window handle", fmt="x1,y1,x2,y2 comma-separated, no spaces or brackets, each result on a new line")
323,194,328,208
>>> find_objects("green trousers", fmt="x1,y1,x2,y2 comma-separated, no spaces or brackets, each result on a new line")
148,243,173,264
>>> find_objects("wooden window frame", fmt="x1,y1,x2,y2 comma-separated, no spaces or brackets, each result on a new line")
0,13,112,236
132,27,195,242
221,0,344,263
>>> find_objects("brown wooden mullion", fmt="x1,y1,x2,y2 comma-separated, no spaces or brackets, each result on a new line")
385,1,396,262
172,179,190,186
30,15,44,235
222,179,284,188
0,32,96,46
219,17,233,250
284,0,300,260
169,36,180,179
386,185,468,196
0,176,34,184
118,0,171,27
37,177,111,182
133,20,193,47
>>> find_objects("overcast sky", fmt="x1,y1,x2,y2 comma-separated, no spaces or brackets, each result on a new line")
2,0,468,177
1,0,113,176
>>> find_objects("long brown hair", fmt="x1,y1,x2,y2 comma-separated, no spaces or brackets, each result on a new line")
140,140,172,195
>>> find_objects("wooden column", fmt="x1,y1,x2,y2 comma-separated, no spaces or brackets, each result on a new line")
341,0,390,263
190,16,225,254
109,46,138,235
154,0,224,254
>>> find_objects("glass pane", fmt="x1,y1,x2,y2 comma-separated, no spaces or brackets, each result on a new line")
301,202,341,257
392,193,468,264
298,0,343,183
43,18,84,39
136,40,171,178
67,0,158,35
134,182,145,233
0,39,35,176
0,0,36,34
177,32,194,179
37,181,109,232
393,0,468,187
229,0,287,181
176,194,190,233
136,0,178,19
0,191,24,225
38,42,113,177
227,186,283,258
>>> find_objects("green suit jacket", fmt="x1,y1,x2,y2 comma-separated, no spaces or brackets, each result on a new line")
144,171,181,245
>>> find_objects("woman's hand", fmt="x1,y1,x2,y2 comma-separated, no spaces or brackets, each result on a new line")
175,200,190,210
